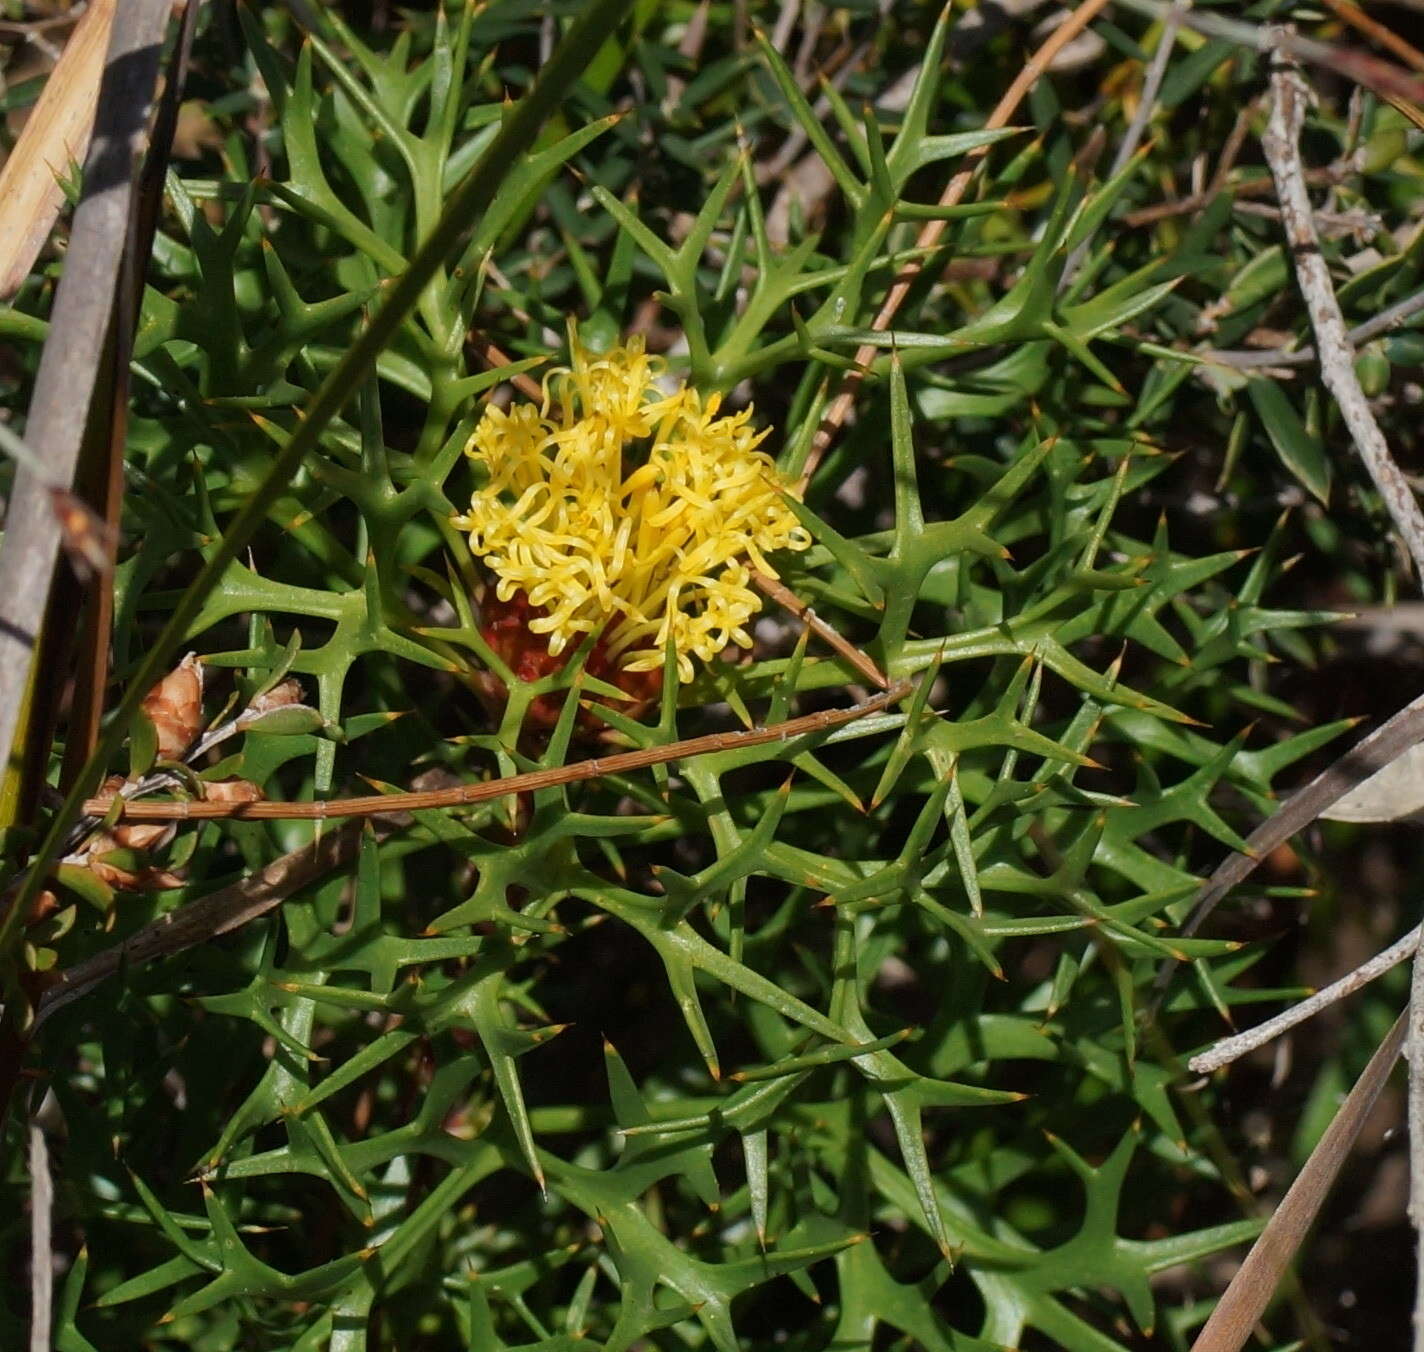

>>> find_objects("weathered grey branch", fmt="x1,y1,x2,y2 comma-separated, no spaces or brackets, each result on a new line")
1260,43,1424,577
1189,921,1421,1073
1202,285,1424,369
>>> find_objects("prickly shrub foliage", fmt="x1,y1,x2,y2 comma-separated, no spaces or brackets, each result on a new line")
3,3,1414,1348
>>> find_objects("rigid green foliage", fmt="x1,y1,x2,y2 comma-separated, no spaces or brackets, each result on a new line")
2,2,1415,1348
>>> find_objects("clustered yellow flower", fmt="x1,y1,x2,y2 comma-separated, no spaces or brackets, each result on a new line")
452,333,811,682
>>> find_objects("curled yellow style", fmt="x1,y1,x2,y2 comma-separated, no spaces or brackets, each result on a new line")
452,332,810,682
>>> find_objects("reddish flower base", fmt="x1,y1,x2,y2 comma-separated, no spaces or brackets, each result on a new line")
477,590,662,731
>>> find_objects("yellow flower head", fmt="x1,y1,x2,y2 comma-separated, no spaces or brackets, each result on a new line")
452,332,811,682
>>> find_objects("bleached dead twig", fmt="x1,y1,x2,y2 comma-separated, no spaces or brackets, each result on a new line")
1189,922,1421,1073
28,1122,51,1352
1260,40,1424,578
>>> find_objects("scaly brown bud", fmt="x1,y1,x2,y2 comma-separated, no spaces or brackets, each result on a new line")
201,778,265,805
85,842,185,893
141,652,204,762
27,890,61,926
248,677,303,717
110,820,177,853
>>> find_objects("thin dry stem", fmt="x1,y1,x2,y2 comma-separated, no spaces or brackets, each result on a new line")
34,820,378,1028
466,328,546,403
83,681,912,822
1060,0,1190,292
1317,0,1424,75
1189,922,1421,1073
1190,1013,1408,1352
1261,38,1424,575
1259,44,1424,1351
1202,285,1424,370
795,0,1115,490
1115,0,1424,103
751,570,889,687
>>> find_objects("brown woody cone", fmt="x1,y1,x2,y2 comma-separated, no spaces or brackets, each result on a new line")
141,653,204,761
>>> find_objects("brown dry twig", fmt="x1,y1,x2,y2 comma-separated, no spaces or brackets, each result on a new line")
1317,0,1424,76
750,570,889,688
1114,0,1424,103
796,0,1116,490
83,680,913,822
1153,691,1424,1003
32,819,379,1030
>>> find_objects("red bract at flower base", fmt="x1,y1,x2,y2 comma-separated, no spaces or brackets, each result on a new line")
474,589,662,731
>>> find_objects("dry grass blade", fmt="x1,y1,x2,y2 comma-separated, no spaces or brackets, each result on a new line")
83,681,912,821
0,0,116,300
1190,1012,1408,1352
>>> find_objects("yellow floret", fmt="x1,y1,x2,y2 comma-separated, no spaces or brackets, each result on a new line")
451,330,811,682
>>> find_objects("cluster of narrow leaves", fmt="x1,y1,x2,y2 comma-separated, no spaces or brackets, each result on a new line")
2,2,1420,1348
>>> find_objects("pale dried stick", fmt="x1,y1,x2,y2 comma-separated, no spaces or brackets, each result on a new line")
1202,286,1424,370
1261,40,1424,576
1189,922,1422,1073
751,570,889,688
83,681,912,822
795,0,1115,491
28,1122,51,1352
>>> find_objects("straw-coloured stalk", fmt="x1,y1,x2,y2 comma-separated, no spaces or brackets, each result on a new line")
0,0,117,299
